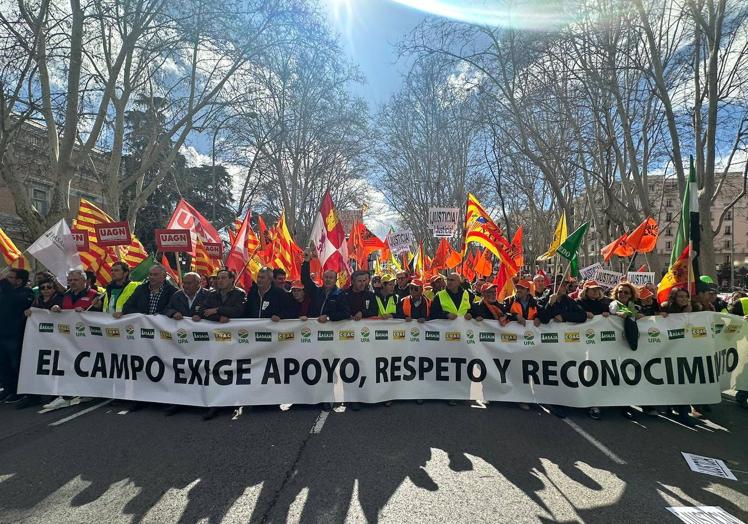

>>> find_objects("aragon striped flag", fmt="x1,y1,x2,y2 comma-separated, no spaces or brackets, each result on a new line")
191,237,220,277
272,212,303,280
0,225,30,269
463,193,518,276
73,199,118,283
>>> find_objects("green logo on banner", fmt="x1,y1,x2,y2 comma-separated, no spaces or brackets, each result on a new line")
255,332,272,342
479,332,495,342
89,326,102,336
425,331,440,341
39,323,54,333
193,332,210,342
140,328,154,339
317,330,333,341
541,333,558,343
600,330,616,342
375,330,389,340
668,328,685,340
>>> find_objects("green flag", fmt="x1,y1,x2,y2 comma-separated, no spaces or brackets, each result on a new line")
556,222,589,262
130,254,155,282
670,159,693,266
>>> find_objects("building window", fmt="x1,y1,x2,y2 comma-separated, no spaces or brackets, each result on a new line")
724,240,731,249
665,228,672,237
724,255,731,265
726,210,732,220
665,199,673,208
725,225,732,235
31,184,50,216
649,184,656,192
666,212,672,221
666,241,672,250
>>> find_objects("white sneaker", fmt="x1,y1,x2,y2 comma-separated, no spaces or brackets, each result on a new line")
69,397,93,406
42,396,71,410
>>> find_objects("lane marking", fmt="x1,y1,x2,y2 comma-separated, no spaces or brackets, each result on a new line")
49,399,112,426
562,418,627,465
310,410,329,434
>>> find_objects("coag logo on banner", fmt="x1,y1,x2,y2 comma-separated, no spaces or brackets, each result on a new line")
564,331,580,343
360,327,370,342
192,331,210,342
75,322,86,337
425,331,440,341
140,328,154,339
584,329,595,345
725,323,740,335
338,330,355,341
278,331,294,342
300,327,311,343
105,327,119,338
160,330,172,340
445,331,461,342
600,330,616,342
317,330,333,341
711,323,724,335
479,332,495,343
500,333,517,343
541,332,558,343
667,328,685,340
410,327,420,342
523,331,535,346
176,329,188,344
393,330,406,341
39,322,54,333
647,327,661,343
255,332,272,342
465,330,475,344
691,326,707,338
238,329,249,344
89,325,103,336
125,325,135,340
57,324,70,335
375,330,389,341
213,330,232,342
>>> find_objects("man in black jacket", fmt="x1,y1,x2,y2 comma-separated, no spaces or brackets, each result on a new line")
0,268,34,403
202,269,245,322
243,267,286,319
301,252,350,322
539,281,587,324
123,264,177,315
344,270,377,320
164,272,212,320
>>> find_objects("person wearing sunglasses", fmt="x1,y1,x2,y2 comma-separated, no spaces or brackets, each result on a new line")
25,278,63,314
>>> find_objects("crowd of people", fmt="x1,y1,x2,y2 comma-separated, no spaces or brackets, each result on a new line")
1,249,746,423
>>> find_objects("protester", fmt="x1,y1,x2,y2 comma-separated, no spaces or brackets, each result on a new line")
502,279,540,327
104,261,139,317
376,274,399,318
692,280,716,312
200,269,246,322
539,280,586,324
243,267,284,320
344,270,378,320
728,291,748,317
0,268,34,404
577,280,611,319
273,268,290,291
85,270,106,295
396,279,431,322
371,274,382,293
122,264,176,315
532,274,550,303
661,287,698,426
25,277,63,313
283,280,312,319
51,269,102,312
301,252,349,322
424,274,445,300
163,272,211,320
472,283,508,324
395,271,410,297
636,286,663,317
430,272,474,321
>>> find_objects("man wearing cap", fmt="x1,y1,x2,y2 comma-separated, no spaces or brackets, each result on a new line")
396,279,430,322
283,280,313,319
692,280,716,312
429,272,474,320
636,286,662,316
473,283,508,324
344,270,378,320
577,280,611,318
395,271,410,297
539,280,586,324
503,279,541,326
424,274,445,301
376,274,399,318
301,251,349,322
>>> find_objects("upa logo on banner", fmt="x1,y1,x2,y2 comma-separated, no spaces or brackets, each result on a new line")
155,229,193,253
176,329,188,343
627,272,655,286
523,331,535,346
300,327,311,343
647,327,661,343
75,322,86,337
94,221,131,247
465,329,475,344
238,329,249,344
360,327,370,342
410,327,420,342
584,329,596,344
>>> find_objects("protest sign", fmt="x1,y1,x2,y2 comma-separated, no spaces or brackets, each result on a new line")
627,271,656,286
579,263,602,281
596,269,624,288
70,229,89,251
387,230,413,255
155,229,193,253
94,221,131,247
203,242,223,259
428,207,459,238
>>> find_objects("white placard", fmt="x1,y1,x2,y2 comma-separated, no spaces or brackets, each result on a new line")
596,269,624,289
387,230,413,255
627,272,656,286
428,207,459,238
681,452,737,480
667,507,743,524
579,263,603,281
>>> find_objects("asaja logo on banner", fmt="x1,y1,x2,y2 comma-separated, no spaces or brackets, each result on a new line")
39,322,54,333
584,329,595,344
565,331,580,343
541,332,558,343
338,330,355,341
375,329,389,340
57,323,70,335
317,330,333,341
600,330,616,342
278,332,294,342
160,330,172,340
238,328,249,343
89,326,103,336
393,330,406,341
479,332,495,342
213,330,231,342
500,333,517,343
192,331,209,342
711,323,724,335
691,326,707,338
647,327,661,343
410,327,420,341
300,327,311,343
105,327,119,337
75,322,86,337
255,331,272,342
466,330,475,344
140,328,154,339
425,331,440,341
445,331,461,341
668,328,685,340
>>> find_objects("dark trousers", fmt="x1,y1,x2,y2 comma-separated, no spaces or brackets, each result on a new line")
0,337,22,395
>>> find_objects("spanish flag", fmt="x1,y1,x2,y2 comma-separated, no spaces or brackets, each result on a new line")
657,246,691,304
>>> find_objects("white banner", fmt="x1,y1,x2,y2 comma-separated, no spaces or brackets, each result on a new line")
627,271,656,286
19,311,748,407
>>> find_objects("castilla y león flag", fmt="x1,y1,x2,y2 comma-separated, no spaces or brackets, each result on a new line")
310,191,350,273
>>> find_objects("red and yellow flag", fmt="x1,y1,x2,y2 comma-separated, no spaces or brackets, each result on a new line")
73,199,117,284
657,246,691,304
191,237,220,277
271,212,303,280
0,226,29,269
464,194,518,276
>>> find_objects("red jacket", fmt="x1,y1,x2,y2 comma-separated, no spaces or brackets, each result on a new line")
62,288,100,310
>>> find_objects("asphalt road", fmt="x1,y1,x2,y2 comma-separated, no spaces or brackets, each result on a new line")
0,396,746,523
